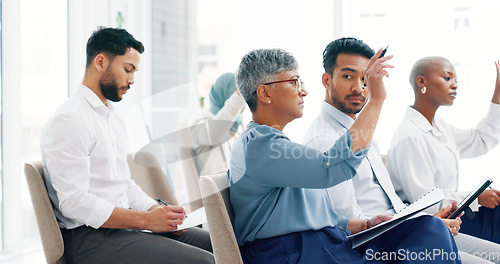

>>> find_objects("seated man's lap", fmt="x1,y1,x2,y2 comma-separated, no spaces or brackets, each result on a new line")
62,226,214,264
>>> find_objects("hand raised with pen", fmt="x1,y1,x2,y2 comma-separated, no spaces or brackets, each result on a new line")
363,48,394,102
145,204,186,233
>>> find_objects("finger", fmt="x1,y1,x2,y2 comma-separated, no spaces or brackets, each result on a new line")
169,212,186,221
369,61,395,76
366,48,384,70
365,56,394,78
167,219,184,226
166,205,186,214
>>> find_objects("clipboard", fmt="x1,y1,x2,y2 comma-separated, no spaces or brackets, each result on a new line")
447,178,493,219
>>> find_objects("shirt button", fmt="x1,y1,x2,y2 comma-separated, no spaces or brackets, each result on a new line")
326,161,330,166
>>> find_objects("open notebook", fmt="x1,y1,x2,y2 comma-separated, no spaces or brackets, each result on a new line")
347,188,444,248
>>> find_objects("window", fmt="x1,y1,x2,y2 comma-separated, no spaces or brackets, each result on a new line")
1,0,67,258
342,0,500,191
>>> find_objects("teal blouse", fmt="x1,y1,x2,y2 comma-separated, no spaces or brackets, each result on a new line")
229,121,368,246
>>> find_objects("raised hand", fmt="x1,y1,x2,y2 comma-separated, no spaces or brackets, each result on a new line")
363,48,394,102
492,60,500,104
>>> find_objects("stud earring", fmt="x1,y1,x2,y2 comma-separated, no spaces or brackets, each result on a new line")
421,86,427,94
268,100,271,104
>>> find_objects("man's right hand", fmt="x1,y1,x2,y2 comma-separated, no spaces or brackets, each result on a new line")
145,205,186,233
363,48,394,102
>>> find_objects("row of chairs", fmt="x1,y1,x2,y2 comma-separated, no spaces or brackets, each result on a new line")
24,154,242,264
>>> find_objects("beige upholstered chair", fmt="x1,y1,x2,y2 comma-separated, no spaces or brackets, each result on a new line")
199,172,243,264
24,161,67,264
127,152,178,205
179,147,204,211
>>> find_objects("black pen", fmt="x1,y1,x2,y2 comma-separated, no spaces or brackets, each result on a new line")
156,198,169,206
156,198,188,218
380,45,389,58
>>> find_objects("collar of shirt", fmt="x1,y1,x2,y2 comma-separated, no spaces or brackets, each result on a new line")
77,84,115,117
405,106,444,137
320,101,355,129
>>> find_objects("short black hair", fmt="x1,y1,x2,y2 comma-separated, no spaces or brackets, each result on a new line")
85,26,144,68
322,37,375,75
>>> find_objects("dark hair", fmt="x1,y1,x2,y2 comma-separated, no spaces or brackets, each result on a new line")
86,26,144,68
322,37,375,75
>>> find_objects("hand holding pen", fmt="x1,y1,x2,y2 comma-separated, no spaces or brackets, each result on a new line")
363,46,394,102
156,198,188,218
363,45,389,89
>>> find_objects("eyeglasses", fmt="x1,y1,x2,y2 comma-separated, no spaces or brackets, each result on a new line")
264,78,304,93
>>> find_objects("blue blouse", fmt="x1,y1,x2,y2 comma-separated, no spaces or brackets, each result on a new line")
229,121,368,246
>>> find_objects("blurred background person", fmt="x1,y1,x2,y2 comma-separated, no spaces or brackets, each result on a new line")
189,72,246,177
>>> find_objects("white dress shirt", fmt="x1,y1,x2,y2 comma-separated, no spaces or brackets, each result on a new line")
41,84,157,229
303,101,406,219
386,103,500,213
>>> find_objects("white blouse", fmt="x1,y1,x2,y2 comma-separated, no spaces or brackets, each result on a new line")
386,103,500,213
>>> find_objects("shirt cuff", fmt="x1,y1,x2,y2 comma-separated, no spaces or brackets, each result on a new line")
86,200,115,229
486,101,500,122
338,216,349,230
131,196,159,212
225,92,246,114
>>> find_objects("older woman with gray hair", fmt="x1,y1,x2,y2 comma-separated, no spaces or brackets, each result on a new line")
228,48,460,263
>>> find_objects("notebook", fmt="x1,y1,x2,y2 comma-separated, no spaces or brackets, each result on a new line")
347,188,444,248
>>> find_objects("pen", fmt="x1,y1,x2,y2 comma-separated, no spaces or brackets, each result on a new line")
363,45,389,89
156,198,187,218
379,45,389,58
156,198,169,206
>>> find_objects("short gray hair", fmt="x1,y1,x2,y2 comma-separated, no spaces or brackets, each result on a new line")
235,49,298,112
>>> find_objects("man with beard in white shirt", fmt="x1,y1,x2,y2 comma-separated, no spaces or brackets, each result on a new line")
40,27,214,264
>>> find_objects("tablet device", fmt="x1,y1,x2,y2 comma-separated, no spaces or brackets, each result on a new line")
447,178,493,219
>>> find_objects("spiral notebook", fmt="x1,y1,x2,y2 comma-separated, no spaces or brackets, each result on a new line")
347,188,444,248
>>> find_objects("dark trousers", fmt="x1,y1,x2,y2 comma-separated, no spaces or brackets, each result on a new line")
367,215,461,263
461,206,500,244
241,215,460,264
61,226,214,264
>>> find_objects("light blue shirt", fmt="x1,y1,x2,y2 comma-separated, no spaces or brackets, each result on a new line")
229,121,368,246
303,101,406,219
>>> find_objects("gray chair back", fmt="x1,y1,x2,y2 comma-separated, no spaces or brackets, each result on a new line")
24,161,66,264
179,147,204,211
199,172,243,264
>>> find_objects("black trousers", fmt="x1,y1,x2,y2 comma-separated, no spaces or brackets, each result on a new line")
61,226,214,264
